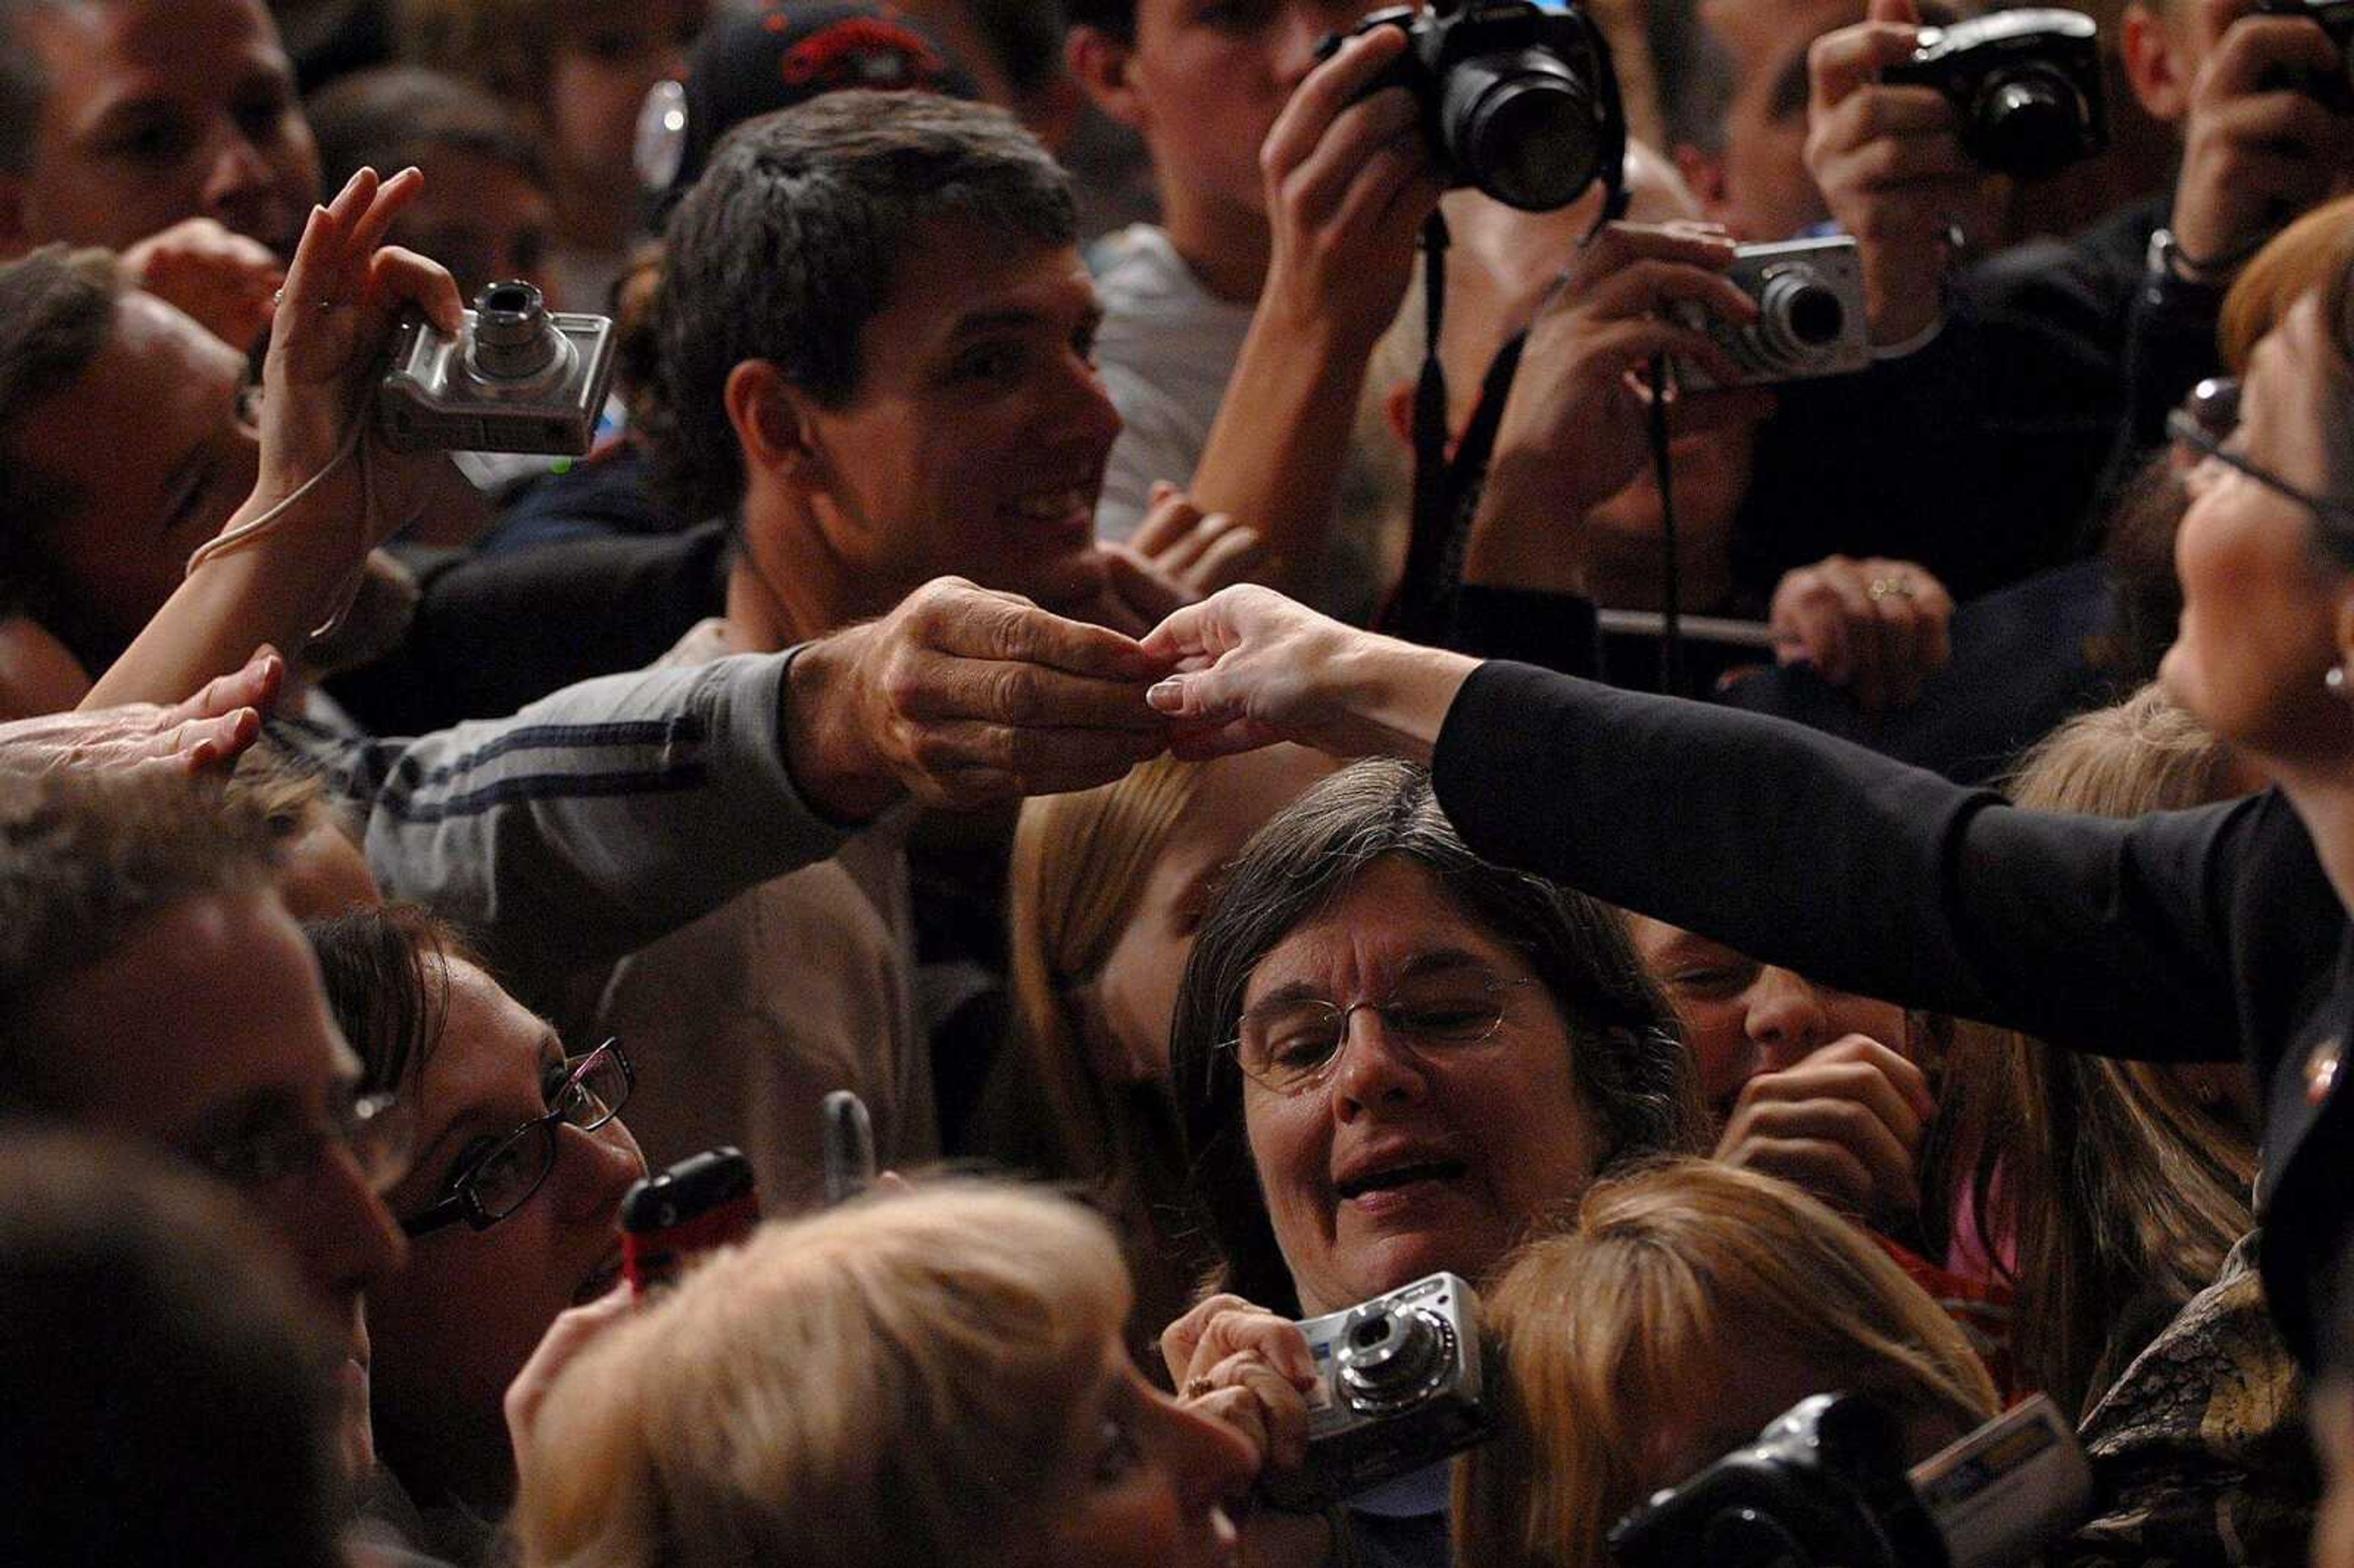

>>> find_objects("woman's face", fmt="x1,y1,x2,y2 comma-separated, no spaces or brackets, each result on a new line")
2162,295,2354,764
1240,858,1603,1315
368,958,646,1472
1020,1337,1254,1568
1625,917,1910,1119
1094,746,1338,1087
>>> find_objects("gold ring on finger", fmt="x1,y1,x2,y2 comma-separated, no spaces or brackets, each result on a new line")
1184,1377,1216,1399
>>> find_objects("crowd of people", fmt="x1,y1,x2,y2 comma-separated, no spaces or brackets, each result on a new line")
6,0,2354,1564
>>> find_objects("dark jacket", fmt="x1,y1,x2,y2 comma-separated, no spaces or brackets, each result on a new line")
1429,660,2352,1364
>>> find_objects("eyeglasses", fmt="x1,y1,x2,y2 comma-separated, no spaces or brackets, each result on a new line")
1222,977,1536,1096
401,1041,634,1238
2168,376,2354,536
184,1084,416,1197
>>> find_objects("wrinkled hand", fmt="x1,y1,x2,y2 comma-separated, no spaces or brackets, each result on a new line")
1143,584,1476,763
1131,482,1267,595
121,217,285,354
1805,0,2003,344
7,647,284,774
1258,25,1449,353
243,166,472,545
1713,1034,1937,1223
786,577,1173,818
1767,555,1953,710
504,1285,633,1479
1471,221,1774,582
1162,1293,1319,1477
2170,6,2354,278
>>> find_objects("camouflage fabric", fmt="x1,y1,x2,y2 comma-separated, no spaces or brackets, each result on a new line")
2059,1233,2315,1567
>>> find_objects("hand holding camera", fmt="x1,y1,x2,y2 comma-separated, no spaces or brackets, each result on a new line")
1468,221,1774,586
1805,0,2006,346
1257,25,1449,356
248,166,470,538
2169,2,2354,284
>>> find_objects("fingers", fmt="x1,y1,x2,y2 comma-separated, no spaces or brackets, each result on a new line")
503,1285,634,1469
1129,481,1206,558
173,708,264,774
170,646,285,725
1720,1037,1933,1215
898,721,1169,801
365,244,467,336
920,580,1167,683
2206,13,2345,100
1187,522,1269,593
1260,25,1412,186
1192,1354,1314,1472
1810,19,1931,112
1099,544,1199,628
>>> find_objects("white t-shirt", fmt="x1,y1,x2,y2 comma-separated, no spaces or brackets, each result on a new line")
1089,224,1257,544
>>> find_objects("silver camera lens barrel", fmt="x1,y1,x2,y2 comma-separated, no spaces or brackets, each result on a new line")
1752,267,1846,371
470,281,561,379
1336,1304,1455,1414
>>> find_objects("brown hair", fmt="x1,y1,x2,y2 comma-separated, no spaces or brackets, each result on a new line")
0,769,278,1089
0,245,121,621
304,900,478,1100
513,1179,1132,1568
2221,192,2354,561
1455,1159,2000,1568
1937,684,2260,1417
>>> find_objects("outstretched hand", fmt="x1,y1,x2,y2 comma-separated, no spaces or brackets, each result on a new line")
1141,585,1477,763
21,646,285,774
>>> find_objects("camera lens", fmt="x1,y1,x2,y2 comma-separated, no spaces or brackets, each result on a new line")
1972,67,2085,178
1440,50,1601,211
470,280,562,379
1336,1304,1453,1414
1754,268,1845,370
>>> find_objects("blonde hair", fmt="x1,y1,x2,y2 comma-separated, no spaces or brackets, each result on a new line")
512,1179,1130,1568
1005,754,1208,1181
1937,685,2258,1416
1455,1160,1998,1568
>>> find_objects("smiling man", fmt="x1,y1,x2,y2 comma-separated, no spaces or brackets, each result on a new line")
604,91,1184,1211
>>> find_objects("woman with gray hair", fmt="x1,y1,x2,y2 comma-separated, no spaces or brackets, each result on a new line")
1159,758,1704,1568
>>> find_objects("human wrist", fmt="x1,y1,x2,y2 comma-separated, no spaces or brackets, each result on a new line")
780,626,901,824
1327,634,1477,763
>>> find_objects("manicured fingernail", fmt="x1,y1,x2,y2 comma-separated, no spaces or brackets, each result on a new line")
1147,679,1184,712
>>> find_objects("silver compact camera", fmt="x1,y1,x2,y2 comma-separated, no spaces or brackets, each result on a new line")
1264,1271,1493,1510
1610,1392,2092,1568
378,280,617,455
1675,235,1870,391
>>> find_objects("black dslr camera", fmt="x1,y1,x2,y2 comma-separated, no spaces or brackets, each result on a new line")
1883,8,2107,178
2252,0,2354,111
1315,0,1626,212
1609,1393,2091,1568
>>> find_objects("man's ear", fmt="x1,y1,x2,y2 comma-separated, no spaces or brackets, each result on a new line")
722,359,825,487
0,175,34,261
2121,3,2193,124
1067,26,1146,131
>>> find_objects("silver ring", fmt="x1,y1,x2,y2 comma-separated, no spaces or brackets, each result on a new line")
1867,576,1916,602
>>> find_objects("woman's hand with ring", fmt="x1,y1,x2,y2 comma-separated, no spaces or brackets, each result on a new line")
1161,1293,1319,1475
1768,554,1954,710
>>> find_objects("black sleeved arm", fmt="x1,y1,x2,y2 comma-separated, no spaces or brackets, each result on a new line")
1430,660,2267,1062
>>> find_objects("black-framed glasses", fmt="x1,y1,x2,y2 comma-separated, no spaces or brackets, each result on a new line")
2168,376,2354,536
184,1084,416,1197
401,1041,634,1238
1222,978,1537,1096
